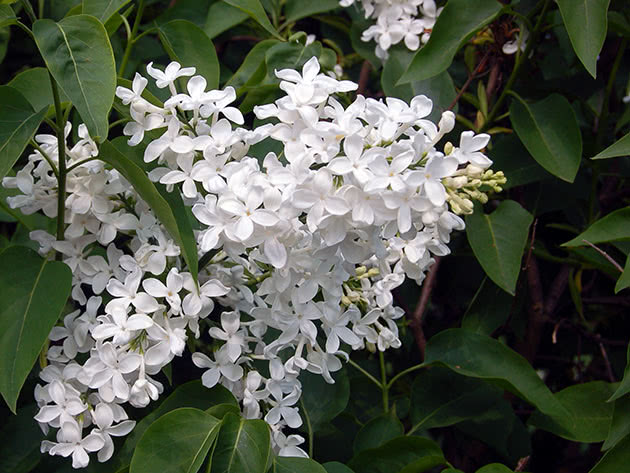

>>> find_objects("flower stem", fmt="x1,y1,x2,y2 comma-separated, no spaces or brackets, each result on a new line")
386,363,426,390
49,72,67,258
379,351,388,413
300,397,314,458
347,358,383,389
119,0,145,78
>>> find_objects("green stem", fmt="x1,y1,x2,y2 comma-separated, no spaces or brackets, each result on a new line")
30,140,59,179
347,358,382,389
386,363,426,390
482,0,551,131
119,0,145,78
38,0,44,19
49,72,67,256
66,157,100,173
19,0,37,23
596,37,628,148
300,397,314,458
379,351,388,413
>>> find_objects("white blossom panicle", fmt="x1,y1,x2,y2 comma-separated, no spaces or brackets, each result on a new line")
341,0,443,59
3,56,504,468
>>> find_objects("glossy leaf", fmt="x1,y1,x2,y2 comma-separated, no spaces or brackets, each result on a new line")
284,0,339,23
323,462,355,473
424,329,569,419
226,39,279,89
272,457,327,473
529,381,615,442
399,0,502,83
609,344,630,401
0,246,72,412
210,413,271,473
466,200,533,295
476,465,513,473
592,132,630,160
461,277,513,335
204,2,249,39
97,140,198,282
616,255,630,293
510,94,582,182
7,67,70,114
0,5,16,27
562,207,630,247
348,437,445,473
603,395,630,451
265,41,323,82
487,134,553,189
157,20,220,91
353,412,404,454
0,405,42,473
0,86,48,181
82,0,131,23
299,367,350,431
589,434,630,473
130,408,221,473
223,0,282,39
410,368,502,432
33,15,116,140
557,0,610,78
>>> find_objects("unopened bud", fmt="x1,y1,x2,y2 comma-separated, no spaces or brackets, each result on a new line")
341,295,352,306
438,111,455,134
444,141,454,155
356,266,367,276
367,268,380,277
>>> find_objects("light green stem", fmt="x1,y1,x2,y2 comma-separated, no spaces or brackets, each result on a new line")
49,72,67,257
379,351,388,413
118,0,145,78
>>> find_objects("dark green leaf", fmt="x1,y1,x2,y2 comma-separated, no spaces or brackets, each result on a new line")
130,408,221,473
206,403,240,419
299,366,350,431
399,0,502,83
272,457,327,473
223,0,282,39
0,86,48,181
589,434,630,473
0,246,72,412
410,367,502,432
7,67,70,114
157,20,220,91
283,0,339,23
562,207,630,247
603,395,630,451
0,405,42,473
226,39,279,89
210,412,271,473
203,2,249,39
509,94,582,183
592,132,630,160
476,465,513,473
348,437,445,473
33,15,116,140
265,41,323,81
0,5,16,27
82,0,131,23
609,344,630,401
462,277,513,335
616,255,630,293
97,140,199,282
353,412,404,454
424,329,569,419
487,134,553,189
323,462,355,473
529,381,615,442
466,200,533,295
556,0,610,78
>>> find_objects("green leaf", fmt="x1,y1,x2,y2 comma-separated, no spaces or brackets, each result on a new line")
210,413,271,473
7,67,70,114
529,381,615,442
130,408,221,473
466,200,533,295
323,462,355,473
353,412,404,454
348,437,445,473
424,329,569,419
97,140,199,282
592,132,630,160
476,465,513,473
0,405,42,473
487,134,553,189
562,207,630,247
283,0,339,23
33,15,116,141
589,434,630,473
509,94,583,183
0,5,16,28
616,255,630,293
462,277,513,335
609,344,630,401
223,0,282,39
299,366,350,431
0,86,48,181
603,395,630,451
265,40,323,81
203,2,249,39
0,246,72,412
556,0,610,78
226,39,279,89
399,0,502,83
157,20,220,91
82,0,131,23
410,367,502,432
381,48,457,122
206,403,240,419
116,77,164,109
272,457,327,473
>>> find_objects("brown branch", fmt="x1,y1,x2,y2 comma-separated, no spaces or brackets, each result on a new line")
357,60,371,96
409,257,441,361
515,456,531,471
582,239,624,273
599,340,616,383
544,264,570,316
447,51,491,111
521,256,544,362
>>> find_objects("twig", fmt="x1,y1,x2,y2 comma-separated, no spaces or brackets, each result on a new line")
544,265,570,315
582,239,624,273
599,341,616,383
409,257,441,361
522,218,538,270
357,60,371,96
515,456,531,472
521,256,544,362
583,296,630,307
447,51,491,111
